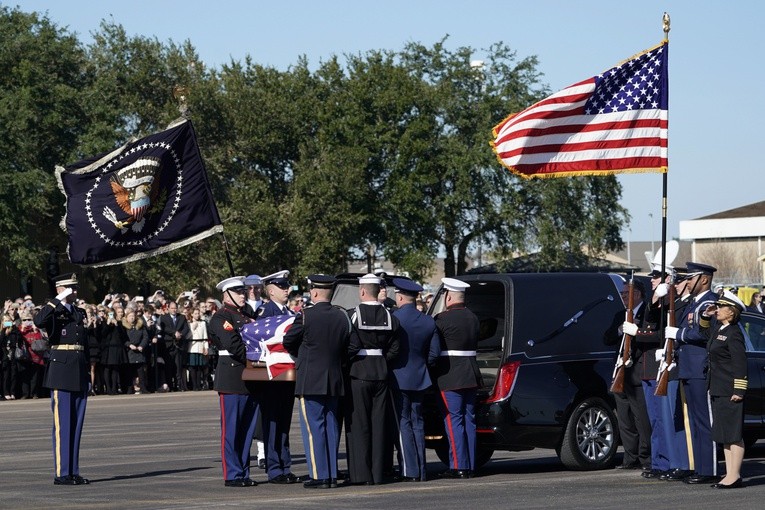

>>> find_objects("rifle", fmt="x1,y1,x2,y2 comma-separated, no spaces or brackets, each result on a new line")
655,282,676,396
610,276,635,394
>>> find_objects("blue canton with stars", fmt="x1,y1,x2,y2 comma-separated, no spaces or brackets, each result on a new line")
584,43,668,115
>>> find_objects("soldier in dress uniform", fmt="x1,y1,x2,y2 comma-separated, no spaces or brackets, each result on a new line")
605,278,654,473
641,266,691,481
33,273,90,485
433,277,481,479
256,270,300,484
208,276,259,487
283,274,351,489
664,262,719,485
390,278,440,482
345,273,400,485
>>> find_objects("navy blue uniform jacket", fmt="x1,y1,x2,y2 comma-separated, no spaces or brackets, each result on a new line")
390,303,440,391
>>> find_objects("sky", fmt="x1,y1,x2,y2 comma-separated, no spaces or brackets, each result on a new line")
13,0,765,248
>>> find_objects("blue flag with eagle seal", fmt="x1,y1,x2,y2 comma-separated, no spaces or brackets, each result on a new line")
56,119,223,267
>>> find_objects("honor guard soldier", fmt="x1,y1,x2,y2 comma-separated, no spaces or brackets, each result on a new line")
256,270,300,484
390,278,440,482
244,274,264,314
283,274,352,489
33,273,90,486
209,276,259,487
434,277,481,479
664,262,719,485
346,273,400,485
605,278,654,472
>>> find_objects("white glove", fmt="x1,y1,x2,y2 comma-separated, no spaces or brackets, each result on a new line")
654,283,670,298
665,326,679,339
622,321,638,336
655,348,665,362
56,287,73,301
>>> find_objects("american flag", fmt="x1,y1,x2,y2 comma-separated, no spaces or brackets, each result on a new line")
492,41,668,179
240,315,295,380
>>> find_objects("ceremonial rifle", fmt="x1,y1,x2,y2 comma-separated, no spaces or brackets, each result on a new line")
610,276,635,394
654,281,676,396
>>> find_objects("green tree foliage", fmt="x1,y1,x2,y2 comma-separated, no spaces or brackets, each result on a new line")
0,7,87,278
1,7,628,297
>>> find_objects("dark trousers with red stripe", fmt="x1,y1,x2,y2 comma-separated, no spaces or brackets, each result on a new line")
439,388,476,471
219,393,259,481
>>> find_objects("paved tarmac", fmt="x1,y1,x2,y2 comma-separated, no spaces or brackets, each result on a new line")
2,391,765,510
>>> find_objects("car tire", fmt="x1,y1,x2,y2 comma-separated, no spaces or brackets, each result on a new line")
558,397,618,470
434,443,494,470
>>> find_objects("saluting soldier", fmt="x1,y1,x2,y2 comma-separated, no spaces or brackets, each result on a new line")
434,277,481,479
390,278,440,482
664,262,719,485
33,273,90,486
209,276,259,487
346,273,400,485
283,274,351,489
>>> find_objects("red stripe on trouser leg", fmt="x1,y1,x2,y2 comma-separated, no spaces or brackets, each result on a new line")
440,390,459,470
219,394,228,480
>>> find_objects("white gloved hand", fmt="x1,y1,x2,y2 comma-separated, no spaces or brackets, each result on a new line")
56,287,73,301
622,321,638,336
665,326,679,339
654,283,670,298
655,348,665,362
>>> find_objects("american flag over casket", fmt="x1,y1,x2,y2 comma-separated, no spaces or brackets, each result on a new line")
240,315,295,380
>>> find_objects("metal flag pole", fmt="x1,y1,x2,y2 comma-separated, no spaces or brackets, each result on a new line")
660,12,670,277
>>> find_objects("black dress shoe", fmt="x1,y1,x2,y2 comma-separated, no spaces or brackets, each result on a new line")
616,461,641,470
684,474,720,484
401,476,420,482
258,459,266,469
303,478,332,489
225,478,257,487
269,474,295,484
284,472,305,483
661,469,692,481
54,476,76,486
641,469,667,479
71,475,90,485
712,478,743,489
439,469,471,479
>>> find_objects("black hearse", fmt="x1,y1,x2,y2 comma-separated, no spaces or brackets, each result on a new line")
420,272,625,470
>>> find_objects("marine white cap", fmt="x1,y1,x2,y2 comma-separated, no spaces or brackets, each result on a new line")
216,276,246,292
358,273,381,285
441,277,470,292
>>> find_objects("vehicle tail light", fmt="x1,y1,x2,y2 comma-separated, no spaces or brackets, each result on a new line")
484,360,521,403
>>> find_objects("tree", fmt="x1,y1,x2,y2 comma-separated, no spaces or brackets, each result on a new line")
0,7,88,283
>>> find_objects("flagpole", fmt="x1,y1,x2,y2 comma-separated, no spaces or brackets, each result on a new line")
660,12,670,278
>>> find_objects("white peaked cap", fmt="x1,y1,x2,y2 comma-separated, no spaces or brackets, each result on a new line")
441,277,470,292
358,273,381,284
216,276,246,292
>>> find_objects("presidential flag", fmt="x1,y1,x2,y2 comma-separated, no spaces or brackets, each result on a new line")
492,41,668,179
240,315,295,380
55,119,223,266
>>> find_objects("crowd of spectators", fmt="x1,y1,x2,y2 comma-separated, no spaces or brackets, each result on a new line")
1,289,222,400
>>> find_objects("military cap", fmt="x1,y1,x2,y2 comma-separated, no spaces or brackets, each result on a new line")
244,274,262,286
673,266,689,281
53,273,78,287
262,270,290,287
715,290,745,312
307,274,336,289
685,262,717,277
358,273,381,285
647,262,672,278
216,276,246,292
441,277,470,292
392,278,423,294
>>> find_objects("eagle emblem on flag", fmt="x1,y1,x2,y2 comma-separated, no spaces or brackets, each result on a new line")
107,156,162,233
